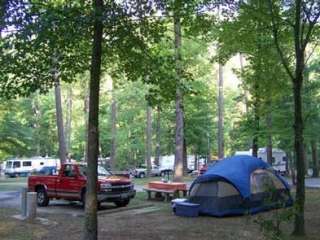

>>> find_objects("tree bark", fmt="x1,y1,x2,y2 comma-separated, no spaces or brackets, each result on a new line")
239,53,249,113
65,84,73,154
293,76,305,236
183,138,188,176
173,1,184,182
311,140,319,178
217,63,224,159
110,94,117,170
32,94,41,155
266,111,273,165
252,93,259,158
53,74,67,164
84,85,89,162
145,106,152,177
194,153,198,171
154,106,161,166
304,144,308,176
83,0,103,239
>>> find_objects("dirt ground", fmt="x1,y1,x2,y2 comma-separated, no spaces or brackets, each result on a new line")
0,190,319,240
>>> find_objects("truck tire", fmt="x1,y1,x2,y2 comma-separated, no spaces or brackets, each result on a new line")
114,199,130,207
36,187,49,207
81,189,86,208
139,172,145,178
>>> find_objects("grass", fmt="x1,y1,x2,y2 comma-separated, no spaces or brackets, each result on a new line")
0,179,319,240
0,208,48,240
0,177,27,191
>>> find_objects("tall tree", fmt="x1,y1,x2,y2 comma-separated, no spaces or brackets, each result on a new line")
65,84,73,154
145,105,152,176
267,0,320,235
217,63,224,159
154,106,161,166
83,0,103,239
173,0,184,182
110,82,117,170
53,72,67,164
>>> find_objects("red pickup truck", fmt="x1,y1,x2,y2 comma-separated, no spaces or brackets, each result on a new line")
28,163,135,208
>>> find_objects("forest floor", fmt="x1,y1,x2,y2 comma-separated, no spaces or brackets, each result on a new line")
0,190,319,240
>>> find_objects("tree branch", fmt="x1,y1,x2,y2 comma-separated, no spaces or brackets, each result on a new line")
267,0,295,81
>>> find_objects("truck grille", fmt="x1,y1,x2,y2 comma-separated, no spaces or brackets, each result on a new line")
110,184,132,193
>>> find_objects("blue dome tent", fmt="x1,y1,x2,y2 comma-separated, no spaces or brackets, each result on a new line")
173,155,293,217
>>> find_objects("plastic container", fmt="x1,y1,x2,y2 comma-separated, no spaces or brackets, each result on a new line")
174,202,200,217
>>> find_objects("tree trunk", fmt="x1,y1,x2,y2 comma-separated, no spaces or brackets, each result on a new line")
145,106,152,177
252,74,260,158
311,140,319,178
154,106,161,166
110,94,117,170
217,63,224,159
53,75,67,164
65,84,72,154
84,84,89,162
266,111,273,165
183,138,188,176
83,0,103,239
293,73,305,236
194,153,198,171
32,95,41,155
239,53,249,113
304,144,308,176
252,106,259,158
173,2,184,182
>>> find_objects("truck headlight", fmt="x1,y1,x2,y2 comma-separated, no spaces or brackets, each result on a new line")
100,183,112,189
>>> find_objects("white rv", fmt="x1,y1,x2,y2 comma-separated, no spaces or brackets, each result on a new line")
235,148,287,174
4,156,60,177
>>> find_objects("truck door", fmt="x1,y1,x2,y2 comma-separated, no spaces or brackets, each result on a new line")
56,165,81,200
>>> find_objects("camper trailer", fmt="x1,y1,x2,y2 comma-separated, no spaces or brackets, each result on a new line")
235,148,287,174
4,156,60,177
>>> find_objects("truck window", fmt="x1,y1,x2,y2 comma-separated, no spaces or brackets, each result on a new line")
13,161,21,168
79,165,111,177
23,161,32,167
63,165,77,177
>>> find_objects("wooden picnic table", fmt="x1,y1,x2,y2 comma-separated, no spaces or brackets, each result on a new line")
144,181,188,202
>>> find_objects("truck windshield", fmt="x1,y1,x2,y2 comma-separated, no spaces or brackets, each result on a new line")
79,165,111,177
6,161,12,168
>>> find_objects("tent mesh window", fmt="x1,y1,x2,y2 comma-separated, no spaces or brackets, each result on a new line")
190,182,218,197
250,169,289,208
250,169,286,194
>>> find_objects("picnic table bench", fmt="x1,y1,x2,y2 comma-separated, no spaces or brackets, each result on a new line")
143,181,188,202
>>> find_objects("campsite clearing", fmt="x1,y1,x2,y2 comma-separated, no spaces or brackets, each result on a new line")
0,190,319,240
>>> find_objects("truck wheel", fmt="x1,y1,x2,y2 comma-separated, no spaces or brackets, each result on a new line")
37,187,49,207
139,172,145,178
114,199,130,207
81,190,86,208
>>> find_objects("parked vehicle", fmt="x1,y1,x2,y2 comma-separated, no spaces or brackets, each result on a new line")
133,165,173,178
235,148,287,174
28,163,135,207
5,157,60,177
198,161,219,175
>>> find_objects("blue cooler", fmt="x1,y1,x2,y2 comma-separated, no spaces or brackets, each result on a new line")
174,202,200,217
